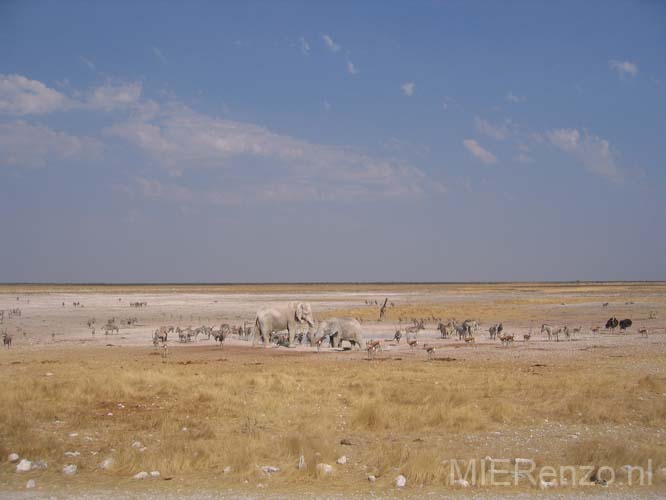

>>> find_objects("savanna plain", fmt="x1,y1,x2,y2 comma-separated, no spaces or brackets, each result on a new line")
1,282,666,499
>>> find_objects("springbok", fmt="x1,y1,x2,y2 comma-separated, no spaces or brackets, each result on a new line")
464,335,476,346
423,344,436,361
499,333,514,346
366,339,381,360
407,339,418,349
523,332,531,342
638,328,648,338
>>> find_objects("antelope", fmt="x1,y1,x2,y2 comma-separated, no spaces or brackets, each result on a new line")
499,333,514,346
639,328,648,338
523,332,531,342
423,344,436,361
407,339,418,349
366,339,381,360
161,343,169,361
591,326,600,334
464,335,476,346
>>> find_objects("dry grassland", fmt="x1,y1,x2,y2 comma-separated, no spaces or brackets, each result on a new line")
1,344,665,494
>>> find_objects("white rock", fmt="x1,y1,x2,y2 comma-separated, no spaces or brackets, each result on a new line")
133,471,149,480
298,455,306,470
45,372,53,377
98,457,114,470
68,432,78,438
223,466,232,474
261,466,280,474
8,453,19,463
367,475,377,482
64,451,80,457
150,471,160,478
131,441,142,449
62,464,77,475
395,474,407,487
16,459,32,472
453,479,470,488
26,479,36,489
336,455,347,465
256,483,265,488
316,463,334,475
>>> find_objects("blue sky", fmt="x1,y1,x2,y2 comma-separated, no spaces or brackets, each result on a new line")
1,1,665,282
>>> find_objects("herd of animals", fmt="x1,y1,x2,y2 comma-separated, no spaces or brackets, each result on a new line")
0,298,662,360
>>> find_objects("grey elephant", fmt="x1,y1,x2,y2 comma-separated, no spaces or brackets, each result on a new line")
311,317,364,350
253,302,315,347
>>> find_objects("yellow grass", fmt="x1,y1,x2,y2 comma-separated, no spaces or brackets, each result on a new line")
1,345,665,493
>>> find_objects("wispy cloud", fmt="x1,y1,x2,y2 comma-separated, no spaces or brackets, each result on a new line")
474,116,512,141
151,46,167,63
463,139,497,164
442,96,454,110
0,74,71,115
322,34,340,52
0,75,143,115
0,120,102,167
106,101,432,203
347,60,358,75
298,37,310,54
545,128,622,181
609,59,638,79
84,81,143,111
505,92,526,103
80,56,96,72
401,81,415,97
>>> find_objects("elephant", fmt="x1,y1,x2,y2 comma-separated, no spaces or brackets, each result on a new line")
253,302,315,347
310,317,364,350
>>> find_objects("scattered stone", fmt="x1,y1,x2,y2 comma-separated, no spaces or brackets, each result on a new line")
8,453,19,463
45,372,53,377
62,464,77,476
395,474,407,488
150,471,160,478
223,466,232,474
131,441,142,449
69,432,78,438
133,471,149,480
64,451,80,457
107,412,113,416
98,457,114,470
367,475,376,482
16,459,32,472
316,463,333,476
181,427,188,432
261,466,280,474
340,438,352,446
256,483,265,489
336,456,347,465
298,455,306,470
31,460,47,470
26,479,35,489
453,479,470,488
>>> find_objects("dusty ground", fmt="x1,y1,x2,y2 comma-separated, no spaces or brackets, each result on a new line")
1,283,665,498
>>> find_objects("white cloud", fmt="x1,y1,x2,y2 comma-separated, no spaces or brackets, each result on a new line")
152,46,167,63
401,81,415,97
0,120,102,167
107,103,431,203
609,59,638,78
463,139,497,164
322,34,340,52
475,117,511,141
347,60,358,75
442,96,454,110
84,82,143,111
0,74,70,115
505,92,526,103
298,37,310,54
545,128,622,181
0,75,143,115
323,100,331,111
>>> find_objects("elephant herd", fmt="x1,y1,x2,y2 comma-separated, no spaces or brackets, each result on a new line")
253,301,363,349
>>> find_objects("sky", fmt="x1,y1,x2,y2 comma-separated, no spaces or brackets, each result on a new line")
1,0,665,282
